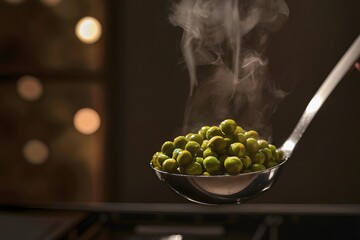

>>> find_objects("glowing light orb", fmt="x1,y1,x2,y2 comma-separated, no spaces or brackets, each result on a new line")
75,17,102,44
23,140,49,165
73,108,101,134
16,75,43,101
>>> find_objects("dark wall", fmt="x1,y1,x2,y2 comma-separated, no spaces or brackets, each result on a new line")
115,0,360,203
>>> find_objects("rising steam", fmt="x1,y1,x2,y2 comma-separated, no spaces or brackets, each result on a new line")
170,0,290,139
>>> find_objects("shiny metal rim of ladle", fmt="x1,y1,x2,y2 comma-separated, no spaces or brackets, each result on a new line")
151,35,360,205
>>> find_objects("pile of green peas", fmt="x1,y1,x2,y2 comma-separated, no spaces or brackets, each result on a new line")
151,119,284,176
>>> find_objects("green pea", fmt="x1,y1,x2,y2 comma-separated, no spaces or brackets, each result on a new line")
270,152,279,162
203,156,221,173
195,157,204,165
269,144,277,156
203,148,218,158
224,137,233,149
206,126,223,139
194,148,204,157
201,140,209,150
219,119,237,135
241,156,252,169
207,136,227,152
246,138,260,153
257,139,269,149
151,152,162,168
172,148,182,159
161,141,175,156
198,126,210,139
224,156,243,175
228,142,246,158
152,152,169,166
251,163,266,172
176,150,192,166
266,161,278,168
202,172,210,176
237,133,247,144
185,162,203,175
185,141,201,155
185,133,203,145
234,125,245,134
218,154,228,165
276,149,284,162
162,159,179,173
252,152,265,164
174,136,188,149
245,130,260,140
260,148,272,161
177,166,186,174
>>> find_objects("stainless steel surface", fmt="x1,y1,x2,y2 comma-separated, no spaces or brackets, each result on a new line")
152,162,284,205
151,34,360,205
280,34,360,158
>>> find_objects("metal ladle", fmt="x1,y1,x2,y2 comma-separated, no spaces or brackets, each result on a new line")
152,35,360,205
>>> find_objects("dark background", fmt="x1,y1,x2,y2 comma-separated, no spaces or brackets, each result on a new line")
0,0,359,205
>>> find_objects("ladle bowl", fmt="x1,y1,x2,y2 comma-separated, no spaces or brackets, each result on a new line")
152,160,286,205
151,35,360,205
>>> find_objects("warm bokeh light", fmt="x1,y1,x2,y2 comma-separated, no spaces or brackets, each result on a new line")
16,75,43,101
23,140,49,165
75,17,102,44
40,0,61,6
4,0,25,4
74,108,101,134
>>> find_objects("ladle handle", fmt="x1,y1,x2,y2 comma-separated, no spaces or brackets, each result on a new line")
281,34,360,158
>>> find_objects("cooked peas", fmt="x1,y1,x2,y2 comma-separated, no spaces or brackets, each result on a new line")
246,138,260,153
161,141,175,156
234,126,245,134
241,156,252,169
224,156,243,175
276,149,284,162
207,136,227,152
185,162,203,175
172,148,182,159
206,126,223,139
151,119,284,175
228,142,246,158
266,161,278,168
198,126,210,139
162,159,179,173
251,163,266,172
178,166,186,174
269,144,277,156
237,133,247,144
203,148,218,158
252,152,265,164
176,150,192,166
152,152,169,166
195,157,204,165
219,119,237,135
185,141,201,155
203,156,221,174
257,139,269,149
245,130,260,140
186,133,203,145
174,136,188,149
260,148,272,161
201,140,209,150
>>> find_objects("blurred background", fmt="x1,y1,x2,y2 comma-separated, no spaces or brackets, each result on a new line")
0,0,359,205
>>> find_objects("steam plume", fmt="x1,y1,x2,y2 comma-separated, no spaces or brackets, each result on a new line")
170,0,290,138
